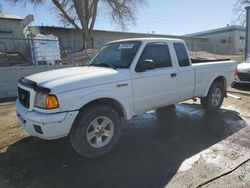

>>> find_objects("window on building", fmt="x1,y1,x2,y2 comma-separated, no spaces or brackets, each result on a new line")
240,36,245,40
240,36,245,44
221,39,227,44
238,49,243,55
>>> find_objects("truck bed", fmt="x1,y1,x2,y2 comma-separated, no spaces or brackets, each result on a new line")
191,57,231,64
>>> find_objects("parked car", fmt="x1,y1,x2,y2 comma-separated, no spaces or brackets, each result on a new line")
16,38,237,158
235,57,250,84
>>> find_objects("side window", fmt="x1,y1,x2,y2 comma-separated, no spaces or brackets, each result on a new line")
138,43,172,69
174,43,190,67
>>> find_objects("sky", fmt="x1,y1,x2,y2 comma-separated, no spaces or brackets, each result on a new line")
1,0,238,35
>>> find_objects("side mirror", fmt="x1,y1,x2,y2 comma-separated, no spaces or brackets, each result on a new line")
136,59,155,72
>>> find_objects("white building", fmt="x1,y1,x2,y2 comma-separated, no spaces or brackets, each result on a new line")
187,25,246,55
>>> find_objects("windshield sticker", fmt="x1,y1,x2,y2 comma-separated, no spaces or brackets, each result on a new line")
118,43,134,49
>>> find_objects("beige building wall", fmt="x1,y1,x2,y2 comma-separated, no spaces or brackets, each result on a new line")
92,30,207,49
0,18,31,58
0,65,73,99
27,26,207,52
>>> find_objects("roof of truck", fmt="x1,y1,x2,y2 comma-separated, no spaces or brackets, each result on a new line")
107,38,184,44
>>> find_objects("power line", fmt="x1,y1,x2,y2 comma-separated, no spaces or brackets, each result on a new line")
137,12,222,27
136,17,220,29
130,16,222,31
140,7,230,23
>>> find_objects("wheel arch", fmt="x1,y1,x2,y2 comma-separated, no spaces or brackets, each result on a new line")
69,88,134,120
78,97,127,120
203,75,227,97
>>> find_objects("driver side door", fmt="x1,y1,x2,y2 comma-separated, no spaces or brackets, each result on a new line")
131,42,179,114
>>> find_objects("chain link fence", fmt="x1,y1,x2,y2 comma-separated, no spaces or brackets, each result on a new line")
186,42,244,63
0,37,245,67
0,37,98,67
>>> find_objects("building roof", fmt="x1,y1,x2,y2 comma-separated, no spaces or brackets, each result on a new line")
28,25,206,40
187,25,246,37
0,14,23,20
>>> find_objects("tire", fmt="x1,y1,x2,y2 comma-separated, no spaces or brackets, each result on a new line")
69,104,121,158
201,81,224,112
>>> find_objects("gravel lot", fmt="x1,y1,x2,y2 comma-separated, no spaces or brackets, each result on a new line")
0,87,250,188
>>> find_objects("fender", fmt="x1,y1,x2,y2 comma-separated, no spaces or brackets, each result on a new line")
71,89,134,120
202,74,226,97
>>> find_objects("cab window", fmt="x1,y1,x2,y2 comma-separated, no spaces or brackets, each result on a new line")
174,43,190,67
136,43,172,71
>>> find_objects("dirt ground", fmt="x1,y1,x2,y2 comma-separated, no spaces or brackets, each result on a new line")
0,86,250,188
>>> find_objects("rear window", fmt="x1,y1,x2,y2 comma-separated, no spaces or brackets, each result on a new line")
174,43,190,67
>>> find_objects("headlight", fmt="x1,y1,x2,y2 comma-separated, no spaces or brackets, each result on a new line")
35,93,59,109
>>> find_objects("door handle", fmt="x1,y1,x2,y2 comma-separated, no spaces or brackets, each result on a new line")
117,83,128,88
171,73,177,77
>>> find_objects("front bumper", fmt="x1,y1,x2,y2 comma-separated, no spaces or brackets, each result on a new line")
16,100,79,140
235,73,250,84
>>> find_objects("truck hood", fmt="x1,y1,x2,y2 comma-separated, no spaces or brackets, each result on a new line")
26,66,130,93
237,62,250,73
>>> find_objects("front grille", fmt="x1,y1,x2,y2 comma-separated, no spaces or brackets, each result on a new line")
18,87,30,108
238,73,250,81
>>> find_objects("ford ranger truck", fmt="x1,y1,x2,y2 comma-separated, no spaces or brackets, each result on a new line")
16,38,237,158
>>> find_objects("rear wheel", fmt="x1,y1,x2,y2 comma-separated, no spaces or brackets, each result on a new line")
201,81,224,112
70,105,121,158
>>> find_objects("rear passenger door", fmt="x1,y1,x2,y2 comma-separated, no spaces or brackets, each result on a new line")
173,43,195,101
131,42,179,113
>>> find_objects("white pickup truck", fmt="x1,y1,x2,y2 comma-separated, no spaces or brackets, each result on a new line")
16,38,236,158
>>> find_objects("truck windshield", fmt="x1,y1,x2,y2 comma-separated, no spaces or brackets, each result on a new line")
90,41,141,69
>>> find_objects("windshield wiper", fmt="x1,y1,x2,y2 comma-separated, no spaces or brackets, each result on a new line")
92,62,116,69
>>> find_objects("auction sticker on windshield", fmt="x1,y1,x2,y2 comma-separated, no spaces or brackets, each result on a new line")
118,43,134,49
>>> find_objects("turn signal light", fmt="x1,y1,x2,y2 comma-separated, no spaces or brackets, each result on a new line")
46,95,59,109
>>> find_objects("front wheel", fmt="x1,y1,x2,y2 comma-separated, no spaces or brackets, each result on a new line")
201,81,225,112
69,105,121,158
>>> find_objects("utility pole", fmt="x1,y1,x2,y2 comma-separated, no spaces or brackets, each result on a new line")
245,6,250,60
30,34,37,65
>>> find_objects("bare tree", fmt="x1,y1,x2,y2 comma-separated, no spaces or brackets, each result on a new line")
8,0,145,49
234,0,250,25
